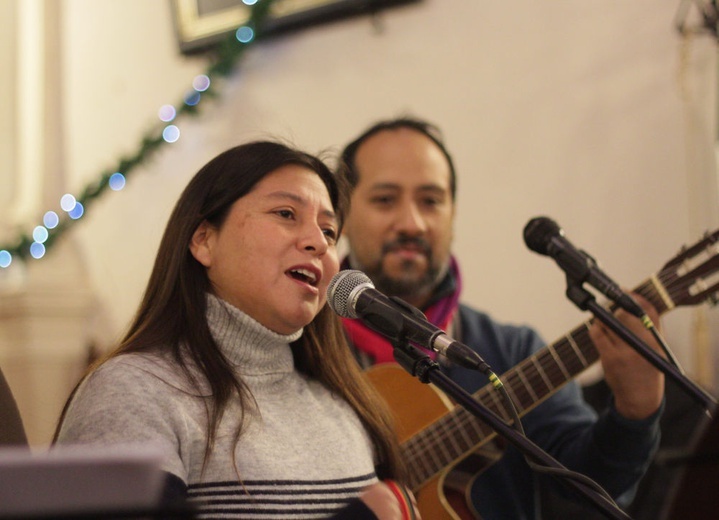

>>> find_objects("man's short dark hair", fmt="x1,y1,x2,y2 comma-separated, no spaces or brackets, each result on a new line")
337,117,457,200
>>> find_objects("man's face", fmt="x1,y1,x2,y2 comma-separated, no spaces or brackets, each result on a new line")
343,128,455,308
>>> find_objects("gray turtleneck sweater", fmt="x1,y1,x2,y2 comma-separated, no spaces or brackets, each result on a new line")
57,295,380,518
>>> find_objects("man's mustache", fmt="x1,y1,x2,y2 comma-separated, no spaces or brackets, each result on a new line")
381,236,431,256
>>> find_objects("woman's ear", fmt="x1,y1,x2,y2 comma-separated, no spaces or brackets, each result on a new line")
189,221,214,267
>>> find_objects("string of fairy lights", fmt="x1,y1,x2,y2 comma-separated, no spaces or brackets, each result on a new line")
0,0,274,270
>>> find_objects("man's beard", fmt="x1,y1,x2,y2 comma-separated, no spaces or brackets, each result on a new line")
352,236,444,302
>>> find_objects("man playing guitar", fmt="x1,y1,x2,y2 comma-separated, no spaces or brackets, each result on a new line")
335,117,672,520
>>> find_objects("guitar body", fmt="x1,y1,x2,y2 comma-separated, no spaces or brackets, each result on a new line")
361,229,719,520
365,363,500,520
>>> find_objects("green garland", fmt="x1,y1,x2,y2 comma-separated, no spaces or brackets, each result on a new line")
0,0,275,267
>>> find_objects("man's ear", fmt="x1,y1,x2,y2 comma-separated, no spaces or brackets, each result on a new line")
189,220,214,267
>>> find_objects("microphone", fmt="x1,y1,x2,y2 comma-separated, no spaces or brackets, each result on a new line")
327,270,490,373
523,216,645,318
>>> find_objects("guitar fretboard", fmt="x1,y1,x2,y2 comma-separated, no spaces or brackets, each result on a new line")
402,276,670,490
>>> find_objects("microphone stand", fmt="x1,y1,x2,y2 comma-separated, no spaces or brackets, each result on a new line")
563,279,717,414
390,340,632,520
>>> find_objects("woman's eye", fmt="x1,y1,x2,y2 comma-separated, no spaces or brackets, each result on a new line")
276,209,294,219
323,229,337,243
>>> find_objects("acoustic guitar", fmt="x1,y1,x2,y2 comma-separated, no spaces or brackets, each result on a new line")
366,228,719,519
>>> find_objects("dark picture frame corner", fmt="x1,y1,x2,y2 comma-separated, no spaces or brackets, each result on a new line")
170,0,422,54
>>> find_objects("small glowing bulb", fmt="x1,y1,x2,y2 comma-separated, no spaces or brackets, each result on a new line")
158,104,176,122
68,202,85,220
60,194,76,212
109,173,126,191
0,250,11,268
43,211,59,229
33,226,49,243
192,75,210,92
30,242,46,259
163,125,180,143
184,91,201,106
236,26,254,43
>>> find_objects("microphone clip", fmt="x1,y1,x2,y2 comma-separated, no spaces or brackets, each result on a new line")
390,338,440,384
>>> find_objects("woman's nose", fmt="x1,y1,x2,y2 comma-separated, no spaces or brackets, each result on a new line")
299,224,329,255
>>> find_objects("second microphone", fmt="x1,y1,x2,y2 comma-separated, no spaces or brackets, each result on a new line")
327,269,491,373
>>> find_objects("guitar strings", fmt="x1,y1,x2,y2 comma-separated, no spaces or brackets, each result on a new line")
402,266,694,487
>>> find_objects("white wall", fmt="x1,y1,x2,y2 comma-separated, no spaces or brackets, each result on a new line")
2,0,718,443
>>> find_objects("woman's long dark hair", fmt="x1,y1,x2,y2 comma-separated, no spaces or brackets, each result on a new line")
55,141,405,481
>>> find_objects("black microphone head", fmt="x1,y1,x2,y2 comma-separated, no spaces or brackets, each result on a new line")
327,270,374,319
523,216,563,255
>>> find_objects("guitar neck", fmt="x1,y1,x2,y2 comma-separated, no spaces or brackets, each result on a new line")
402,275,672,490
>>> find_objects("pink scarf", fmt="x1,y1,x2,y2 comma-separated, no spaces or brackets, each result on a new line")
340,257,462,364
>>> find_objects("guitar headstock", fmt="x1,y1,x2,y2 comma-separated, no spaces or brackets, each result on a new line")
654,228,719,310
